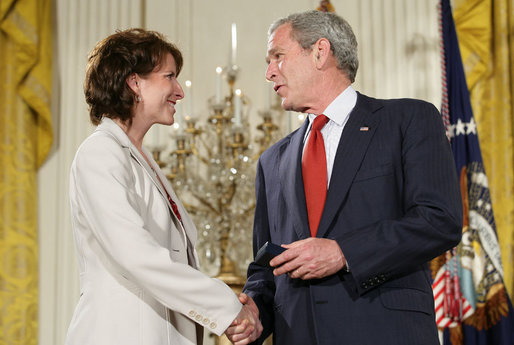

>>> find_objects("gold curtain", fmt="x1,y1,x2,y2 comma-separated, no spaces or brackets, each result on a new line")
453,0,514,297
0,0,53,343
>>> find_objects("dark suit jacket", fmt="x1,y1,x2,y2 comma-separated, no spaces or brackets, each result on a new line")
244,93,462,345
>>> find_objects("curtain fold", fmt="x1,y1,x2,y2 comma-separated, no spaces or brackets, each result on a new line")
0,0,53,343
454,0,514,298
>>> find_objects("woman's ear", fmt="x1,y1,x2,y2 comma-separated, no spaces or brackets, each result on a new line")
126,73,140,94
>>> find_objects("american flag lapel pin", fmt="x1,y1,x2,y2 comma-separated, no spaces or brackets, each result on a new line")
359,126,369,132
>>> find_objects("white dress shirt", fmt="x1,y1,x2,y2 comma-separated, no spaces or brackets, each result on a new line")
303,85,357,186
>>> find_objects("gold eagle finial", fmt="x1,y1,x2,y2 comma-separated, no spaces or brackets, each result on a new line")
317,0,335,12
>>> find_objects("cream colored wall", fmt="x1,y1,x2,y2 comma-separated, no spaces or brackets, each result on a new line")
38,1,441,344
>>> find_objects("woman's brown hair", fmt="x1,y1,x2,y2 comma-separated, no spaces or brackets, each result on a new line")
84,28,183,125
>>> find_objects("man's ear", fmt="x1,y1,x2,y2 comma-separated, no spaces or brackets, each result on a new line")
126,73,140,94
312,38,331,69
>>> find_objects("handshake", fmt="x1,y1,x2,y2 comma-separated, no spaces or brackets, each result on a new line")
225,293,263,345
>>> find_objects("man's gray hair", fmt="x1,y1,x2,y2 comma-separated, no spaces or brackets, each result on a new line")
269,10,359,83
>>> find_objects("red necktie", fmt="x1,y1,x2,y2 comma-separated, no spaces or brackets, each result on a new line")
302,114,329,237
165,191,182,223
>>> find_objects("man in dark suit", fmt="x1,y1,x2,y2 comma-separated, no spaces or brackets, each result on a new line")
226,10,462,345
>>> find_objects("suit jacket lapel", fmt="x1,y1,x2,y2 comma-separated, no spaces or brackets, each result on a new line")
127,146,168,201
96,118,191,245
139,146,197,247
96,119,167,198
316,94,382,238
279,119,311,240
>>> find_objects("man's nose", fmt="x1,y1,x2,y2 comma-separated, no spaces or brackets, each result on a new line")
265,62,276,81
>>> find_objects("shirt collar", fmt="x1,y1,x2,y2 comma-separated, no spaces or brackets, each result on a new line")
307,85,357,125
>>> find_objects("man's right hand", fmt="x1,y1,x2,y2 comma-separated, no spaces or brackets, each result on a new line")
225,293,263,345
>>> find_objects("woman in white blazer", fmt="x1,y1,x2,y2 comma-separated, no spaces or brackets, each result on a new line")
65,29,262,345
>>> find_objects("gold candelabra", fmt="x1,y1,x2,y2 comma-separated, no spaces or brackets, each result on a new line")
149,64,286,345
152,65,283,287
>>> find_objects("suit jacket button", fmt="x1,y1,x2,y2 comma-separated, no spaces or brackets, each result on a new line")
202,318,210,325
210,322,217,329
195,315,202,321
189,310,196,317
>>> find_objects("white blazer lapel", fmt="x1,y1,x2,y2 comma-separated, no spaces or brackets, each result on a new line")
96,118,192,246
139,145,198,249
141,148,200,267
